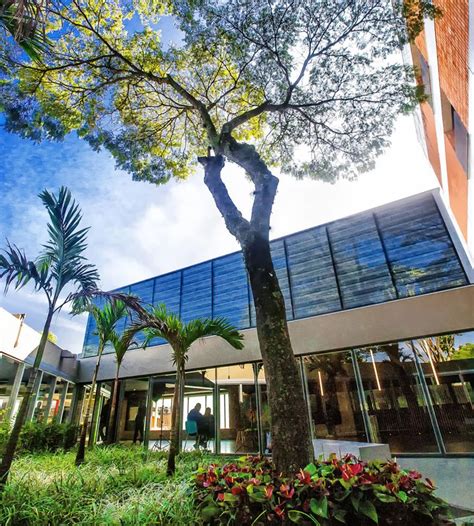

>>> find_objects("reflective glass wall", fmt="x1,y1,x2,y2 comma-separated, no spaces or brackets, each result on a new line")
77,330,474,456
82,194,469,357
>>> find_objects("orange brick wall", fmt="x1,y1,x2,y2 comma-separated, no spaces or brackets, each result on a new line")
434,0,469,129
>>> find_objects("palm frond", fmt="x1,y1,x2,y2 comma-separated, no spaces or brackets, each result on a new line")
89,299,129,347
183,317,245,350
38,187,99,295
110,329,138,367
0,0,52,61
0,239,52,295
70,290,142,315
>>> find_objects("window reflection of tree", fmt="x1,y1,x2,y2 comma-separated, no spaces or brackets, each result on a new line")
305,353,363,440
357,344,434,450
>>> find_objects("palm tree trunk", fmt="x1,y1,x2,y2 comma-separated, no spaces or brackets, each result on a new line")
167,364,183,476
106,367,120,444
0,309,53,488
75,342,105,465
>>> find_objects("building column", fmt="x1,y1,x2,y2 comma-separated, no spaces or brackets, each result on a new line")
143,378,153,453
43,376,57,422
26,370,44,422
468,0,474,255
423,17,450,199
56,381,70,423
5,362,25,422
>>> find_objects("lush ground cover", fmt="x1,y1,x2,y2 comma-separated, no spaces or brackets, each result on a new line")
0,447,208,525
0,446,464,526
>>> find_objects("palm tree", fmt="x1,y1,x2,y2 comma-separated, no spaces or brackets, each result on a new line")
0,0,51,61
75,300,128,465
126,305,244,475
0,186,99,486
105,329,137,444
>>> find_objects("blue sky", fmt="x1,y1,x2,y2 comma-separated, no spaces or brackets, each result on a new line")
0,113,438,354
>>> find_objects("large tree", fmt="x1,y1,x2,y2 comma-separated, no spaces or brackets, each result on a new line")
0,0,438,474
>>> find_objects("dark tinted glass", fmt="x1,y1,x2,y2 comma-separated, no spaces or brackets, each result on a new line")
180,262,212,323
328,215,396,309
286,227,341,317
376,196,467,297
213,253,250,328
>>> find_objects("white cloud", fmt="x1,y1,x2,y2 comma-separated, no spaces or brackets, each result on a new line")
0,114,438,354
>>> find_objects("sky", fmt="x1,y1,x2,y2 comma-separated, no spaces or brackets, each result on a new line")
0,112,438,354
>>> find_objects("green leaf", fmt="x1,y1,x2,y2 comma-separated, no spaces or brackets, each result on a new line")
359,500,378,524
334,508,347,524
350,494,360,512
288,510,320,525
374,492,397,503
201,504,220,521
397,490,408,503
305,463,317,476
310,497,328,518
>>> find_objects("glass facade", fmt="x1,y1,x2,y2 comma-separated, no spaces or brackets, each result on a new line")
82,194,469,357
79,330,473,456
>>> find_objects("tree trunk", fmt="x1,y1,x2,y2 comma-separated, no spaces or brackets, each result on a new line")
106,368,120,444
75,342,105,465
0,309,53,488
243,232,313,474
200,149,313,475
167,364,183,476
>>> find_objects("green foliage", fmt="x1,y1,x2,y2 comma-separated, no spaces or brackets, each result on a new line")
1,0,439,184
0,446,214,525
193,455,452,525
0,186,99,311
0,420,79,456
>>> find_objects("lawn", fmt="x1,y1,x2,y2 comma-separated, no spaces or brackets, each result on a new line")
0,445,466,526
0,446,212,525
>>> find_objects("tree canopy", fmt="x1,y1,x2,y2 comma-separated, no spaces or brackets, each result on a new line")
1,0,438,185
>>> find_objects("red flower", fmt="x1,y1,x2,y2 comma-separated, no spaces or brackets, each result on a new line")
279,484,295,499
297,469,312,485
265,485,274,499
217,493,225,502
275,505,285,518
249,478,261,486
409,470,422,480
231,486,242,496
399,476,413,490
425,478,436,490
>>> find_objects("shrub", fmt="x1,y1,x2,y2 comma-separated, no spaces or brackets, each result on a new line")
194,455,453,525
0,420,79,456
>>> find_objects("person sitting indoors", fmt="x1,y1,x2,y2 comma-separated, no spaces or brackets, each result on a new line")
201,407,215,449
187,403,203,449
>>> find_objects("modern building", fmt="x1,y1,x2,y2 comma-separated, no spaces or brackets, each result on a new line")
1,190,473,508
0,308,78,423
409,0,474,253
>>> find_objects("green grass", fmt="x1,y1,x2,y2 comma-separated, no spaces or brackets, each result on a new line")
0,446,218,525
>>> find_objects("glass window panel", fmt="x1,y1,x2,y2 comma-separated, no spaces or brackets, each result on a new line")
376,195,467,298
182,370,215,452
286,227,341,318
150,272,182,346
328,215,396,309
0,355,19,417
181,262,212,323
411,331,474,453
303,351,367,445
117,378,149,444
270,240,293,320
213,253,250,328
216,364,259,454
355,342,439,453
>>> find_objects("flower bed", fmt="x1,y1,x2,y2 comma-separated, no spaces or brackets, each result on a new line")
194,455,452,525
